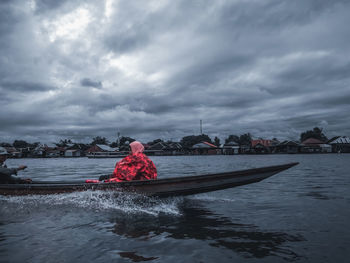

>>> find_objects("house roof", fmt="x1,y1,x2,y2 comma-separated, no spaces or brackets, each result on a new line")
224,141,239,146
45,142,57,148
301,138,324,145
148,142,183,150
328,136,350,144
278,140,299,146
148,142,168,150
168,142,183,149
96,144,117,152
192,141,217,148
251,140,272,147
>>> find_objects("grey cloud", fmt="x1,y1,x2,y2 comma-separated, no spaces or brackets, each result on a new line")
217,0,349,31
137,91,259,115
0,81,56,92
0,1,21,38
285,110,350,132
105,29,150,54
80,78,102,89
262,61,350,96
278,61,350,84
103,2,153,53
171,54,254,90
317,94,350,107
0,111,52,132
34,0,70,14
103,0,207,54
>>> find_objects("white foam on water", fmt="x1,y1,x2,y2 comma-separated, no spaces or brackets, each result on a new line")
0,191,182,216
189,194,237,203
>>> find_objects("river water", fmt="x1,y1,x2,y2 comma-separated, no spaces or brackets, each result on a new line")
1,154,349,263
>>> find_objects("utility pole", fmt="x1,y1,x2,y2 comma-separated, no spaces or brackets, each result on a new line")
200,120,203,135
117,132,120,147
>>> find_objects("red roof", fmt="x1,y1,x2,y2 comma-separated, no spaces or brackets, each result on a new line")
202,141,217,148
302,138,324,145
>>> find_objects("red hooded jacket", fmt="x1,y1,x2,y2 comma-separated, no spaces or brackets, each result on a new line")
85,141,157,183
105,152,157,182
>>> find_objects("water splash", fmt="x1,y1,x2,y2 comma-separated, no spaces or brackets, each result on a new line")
0,191,182,216
189,193,237,203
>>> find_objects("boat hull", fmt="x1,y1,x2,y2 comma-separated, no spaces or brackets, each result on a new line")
0,162,298,197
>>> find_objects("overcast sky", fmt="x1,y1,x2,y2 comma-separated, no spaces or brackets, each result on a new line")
1,0,350,143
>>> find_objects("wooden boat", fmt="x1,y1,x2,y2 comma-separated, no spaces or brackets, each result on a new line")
0,162,298,197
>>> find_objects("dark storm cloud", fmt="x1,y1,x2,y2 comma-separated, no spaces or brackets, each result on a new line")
285,111,350,131
80,78,102,89
317,94,350,107
1,0,350,143
0,110,53,133
136,90,259,115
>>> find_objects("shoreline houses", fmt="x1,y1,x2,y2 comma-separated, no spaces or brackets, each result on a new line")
300,138,332,153
190,141,219,155
145,142,184,155
250,139,280,154
2,135,350,158
275,141,299,154
85,144,119,157
328,136,350,153
222,141,240,155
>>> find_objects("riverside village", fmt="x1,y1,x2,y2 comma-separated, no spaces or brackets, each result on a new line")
1,127,349,159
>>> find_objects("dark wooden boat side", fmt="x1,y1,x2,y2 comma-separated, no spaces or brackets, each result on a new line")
0,162,299,197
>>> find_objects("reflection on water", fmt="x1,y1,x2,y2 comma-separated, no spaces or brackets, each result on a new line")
302,191,330,200
118,251,158,262
111,199,305,261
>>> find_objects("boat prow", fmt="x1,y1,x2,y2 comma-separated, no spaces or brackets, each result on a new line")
0,162,299,197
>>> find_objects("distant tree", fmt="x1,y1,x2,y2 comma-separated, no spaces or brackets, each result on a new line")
57,139,73,147
180,134,213,148
300,127,328,142
110,141,119,148
239,133,252,145
32,142,40,148
0,142,12,147
119,136,135,146
214,137,221,147
13,140,30,148
225,135,240,144
91,136,109,145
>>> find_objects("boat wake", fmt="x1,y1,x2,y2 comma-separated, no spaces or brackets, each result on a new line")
189,193,237,203
0,191,183,216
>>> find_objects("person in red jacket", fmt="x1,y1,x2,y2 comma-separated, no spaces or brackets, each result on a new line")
104,141,157,182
